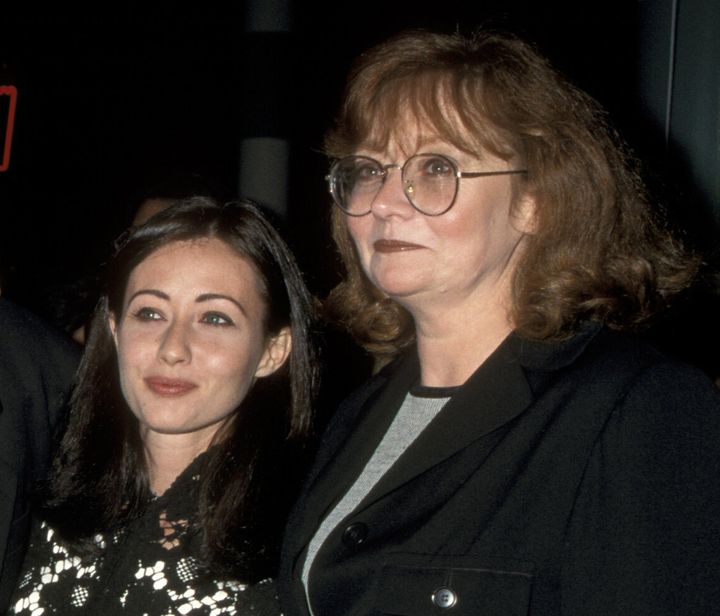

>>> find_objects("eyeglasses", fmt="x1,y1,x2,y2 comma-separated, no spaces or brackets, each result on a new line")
327,153,528,217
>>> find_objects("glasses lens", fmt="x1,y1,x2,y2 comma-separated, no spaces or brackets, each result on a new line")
404,154,458,215
331,156,383,215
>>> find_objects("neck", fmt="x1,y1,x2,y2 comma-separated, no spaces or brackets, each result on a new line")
142,430,215,496
411,295,514,388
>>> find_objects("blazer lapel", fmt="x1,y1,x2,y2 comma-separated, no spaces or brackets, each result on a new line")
361,324,603,506
290,354,419,547
364,334,533,504
289,325,602,553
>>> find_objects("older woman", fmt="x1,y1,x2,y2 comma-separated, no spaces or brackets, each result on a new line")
10,198,318,615
279,29,720,616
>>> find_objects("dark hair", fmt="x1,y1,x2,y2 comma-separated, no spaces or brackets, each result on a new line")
324,29,698,357
44,197,319,580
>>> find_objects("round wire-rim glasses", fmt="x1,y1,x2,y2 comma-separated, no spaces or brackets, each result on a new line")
327,153,528,217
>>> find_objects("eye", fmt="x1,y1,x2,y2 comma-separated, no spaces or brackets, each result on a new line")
133,307,164,321
420,156,454,178
201,312,234,327
350,159,382,185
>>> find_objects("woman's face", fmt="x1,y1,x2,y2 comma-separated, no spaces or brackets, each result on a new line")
344,128,535,321
109,238,290,446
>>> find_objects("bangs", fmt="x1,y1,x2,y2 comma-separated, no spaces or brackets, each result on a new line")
328,71,517,161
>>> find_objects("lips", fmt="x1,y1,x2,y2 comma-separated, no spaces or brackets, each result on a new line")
373,239,424,253
144,376,198,397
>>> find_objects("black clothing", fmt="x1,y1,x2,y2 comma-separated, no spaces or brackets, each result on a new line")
9,454,281,615
0,298,80,611
279,324,720,615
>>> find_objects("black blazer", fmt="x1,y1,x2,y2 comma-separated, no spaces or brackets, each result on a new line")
279,324,720,616
0,299,80,611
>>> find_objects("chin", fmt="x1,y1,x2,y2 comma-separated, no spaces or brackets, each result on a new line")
373,275,428,301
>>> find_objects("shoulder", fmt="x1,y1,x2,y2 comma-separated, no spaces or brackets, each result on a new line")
0,298,80,363
0,299,79,448
583,328,720,406
0,298,80,392
545,327,720,463
518,323,718,399
594,331,720,450
553,333,720,613
512,325,720,461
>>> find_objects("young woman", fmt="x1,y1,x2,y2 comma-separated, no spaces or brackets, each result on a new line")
11,197,319,615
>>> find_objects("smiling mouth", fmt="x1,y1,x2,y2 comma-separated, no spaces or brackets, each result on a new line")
144,377,198,397
373,239,424,253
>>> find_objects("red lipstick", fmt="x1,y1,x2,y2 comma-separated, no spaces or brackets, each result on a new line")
373,239,424,253
144,377,198,397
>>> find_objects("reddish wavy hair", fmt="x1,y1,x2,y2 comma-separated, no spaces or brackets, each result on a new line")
324,29,697,358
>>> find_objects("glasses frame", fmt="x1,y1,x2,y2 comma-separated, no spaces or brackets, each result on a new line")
327,153,528,217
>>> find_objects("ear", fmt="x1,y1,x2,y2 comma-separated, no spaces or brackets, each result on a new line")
254,327,292,378
513,190,537,235
108,312,119,347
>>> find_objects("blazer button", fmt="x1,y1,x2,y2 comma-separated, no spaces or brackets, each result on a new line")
342,522,368,547
432,587,458,609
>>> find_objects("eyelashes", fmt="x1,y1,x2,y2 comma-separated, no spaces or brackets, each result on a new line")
130,307,235,328
200,312,235,327
133,307,163,321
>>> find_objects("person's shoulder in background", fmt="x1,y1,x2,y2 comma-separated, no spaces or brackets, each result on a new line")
0,295,80,468
0,296,80,611
0,296,81,397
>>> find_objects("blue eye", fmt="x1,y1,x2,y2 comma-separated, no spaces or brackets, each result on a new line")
133,307,163,321
202,312,234,327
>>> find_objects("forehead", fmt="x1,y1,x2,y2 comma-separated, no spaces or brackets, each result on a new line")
353,86,514,163
134,237,238,267
126,238,261,298
360,107,477,154
357,120,507,168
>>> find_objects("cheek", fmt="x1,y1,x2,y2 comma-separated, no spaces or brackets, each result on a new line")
116,328,153,369
115,334,149,406
205,349,246,379
345,219,374,269
202,342,263,413
113,333,146,413
346,218,371,248
442,196,507,247
201,335,264,382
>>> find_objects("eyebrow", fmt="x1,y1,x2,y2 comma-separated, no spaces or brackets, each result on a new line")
127,290,248,317
360,139,477,161
127,289,168,304
196,293,247,317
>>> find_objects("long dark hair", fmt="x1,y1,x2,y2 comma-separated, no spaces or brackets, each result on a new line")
44,197,319,580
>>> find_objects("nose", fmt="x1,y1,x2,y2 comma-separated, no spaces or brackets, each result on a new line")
158,319,191,365
369,165,415,219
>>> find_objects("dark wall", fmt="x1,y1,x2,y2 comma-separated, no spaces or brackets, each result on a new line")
634,0,720,378
0,7,243,320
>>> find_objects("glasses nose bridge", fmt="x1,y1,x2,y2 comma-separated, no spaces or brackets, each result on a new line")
379,161,402,181
368,160,415,216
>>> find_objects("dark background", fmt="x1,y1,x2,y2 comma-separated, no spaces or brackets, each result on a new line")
1,1,718,377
